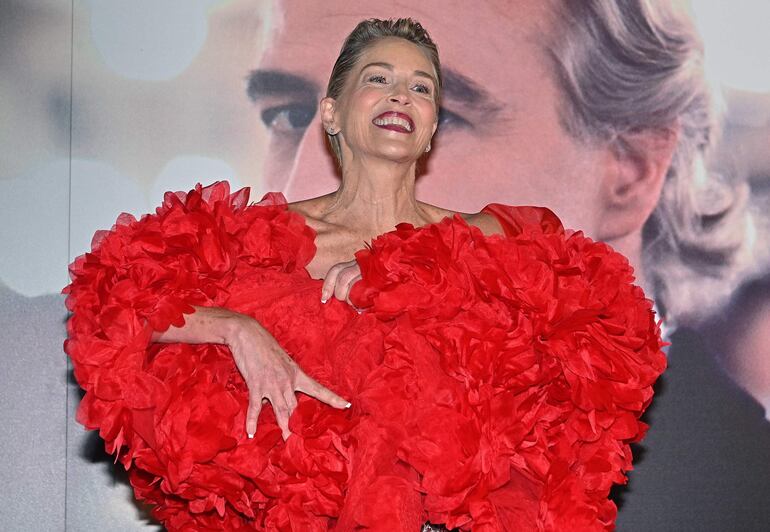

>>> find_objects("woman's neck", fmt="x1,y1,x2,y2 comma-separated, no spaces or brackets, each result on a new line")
321,156,428,234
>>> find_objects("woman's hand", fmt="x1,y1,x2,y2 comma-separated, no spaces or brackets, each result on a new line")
152,306,350,441
224,313,350,440
321,259,362,308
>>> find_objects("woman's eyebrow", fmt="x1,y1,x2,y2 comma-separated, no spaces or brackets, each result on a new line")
360,62,438,87
246,69,318,102
414,70,437,84
359,61,393,72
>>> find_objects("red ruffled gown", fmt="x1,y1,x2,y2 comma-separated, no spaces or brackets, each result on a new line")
64,182,666,531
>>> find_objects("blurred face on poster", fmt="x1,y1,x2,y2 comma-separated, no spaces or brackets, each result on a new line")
252,0,620,239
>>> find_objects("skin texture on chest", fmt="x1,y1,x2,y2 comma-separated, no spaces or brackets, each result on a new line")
298,204,502,280
305,234,366,279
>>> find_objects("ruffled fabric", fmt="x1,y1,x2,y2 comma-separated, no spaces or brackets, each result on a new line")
64,182,666,531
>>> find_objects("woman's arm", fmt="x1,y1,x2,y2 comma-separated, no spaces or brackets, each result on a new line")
151,305,244,345
153,306,350,440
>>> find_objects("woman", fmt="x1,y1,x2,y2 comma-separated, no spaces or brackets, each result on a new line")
65,18,665,531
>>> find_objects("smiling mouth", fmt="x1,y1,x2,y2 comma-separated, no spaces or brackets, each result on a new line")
372,112,414,133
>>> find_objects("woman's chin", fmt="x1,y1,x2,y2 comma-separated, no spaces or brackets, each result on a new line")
365,146,423,165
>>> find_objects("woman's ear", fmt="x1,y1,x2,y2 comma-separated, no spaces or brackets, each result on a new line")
596,124,680,240
320,97,337,132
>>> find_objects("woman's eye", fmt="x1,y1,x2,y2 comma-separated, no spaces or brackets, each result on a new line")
412,84,431,94
260,103,316,133
438,107,471,130
367,74,387,83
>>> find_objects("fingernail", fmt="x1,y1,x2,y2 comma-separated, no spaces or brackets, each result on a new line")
247,432,254,439
321,296,327,304
344,402,351,409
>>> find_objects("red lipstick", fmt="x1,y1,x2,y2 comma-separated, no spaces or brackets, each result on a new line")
372,111,415,133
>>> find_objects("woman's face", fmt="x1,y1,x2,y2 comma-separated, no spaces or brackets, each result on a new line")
253,0,608,236
325,37,438,167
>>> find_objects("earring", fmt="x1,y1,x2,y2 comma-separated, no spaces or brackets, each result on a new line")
425,143,431,153
326,126,337,135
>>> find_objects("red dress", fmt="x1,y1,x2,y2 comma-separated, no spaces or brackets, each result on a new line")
64,182,666,531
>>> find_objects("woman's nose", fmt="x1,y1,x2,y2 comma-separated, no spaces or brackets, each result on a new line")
388,83,410,105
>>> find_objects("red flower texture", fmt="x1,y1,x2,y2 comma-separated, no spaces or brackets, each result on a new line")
64,182,665,530
348,206,665,530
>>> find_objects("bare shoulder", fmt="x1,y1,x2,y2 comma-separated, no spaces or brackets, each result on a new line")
418,201,504,237
463,210,505,236
286,194,336,231
286,194,332,217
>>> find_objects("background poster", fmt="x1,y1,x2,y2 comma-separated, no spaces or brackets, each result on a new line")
1,1,769,529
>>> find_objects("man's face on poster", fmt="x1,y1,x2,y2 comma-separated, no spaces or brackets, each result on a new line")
249,0,617,236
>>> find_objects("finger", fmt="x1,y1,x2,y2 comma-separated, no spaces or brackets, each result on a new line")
342,273,363,308
296,372,351,410
284,390,298,418
246,390,263,438
321,260,356,303
267,388,293,441
333,270,362,303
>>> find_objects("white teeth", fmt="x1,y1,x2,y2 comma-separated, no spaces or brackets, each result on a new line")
373,116,412,131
